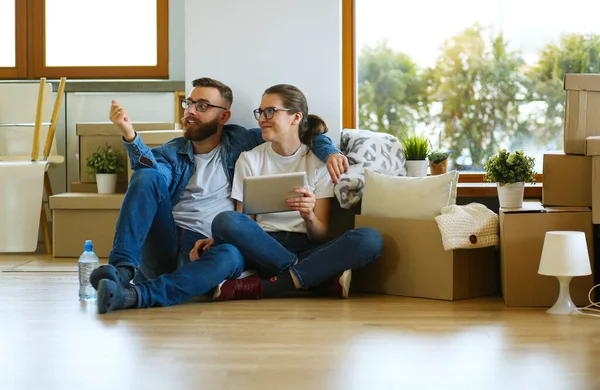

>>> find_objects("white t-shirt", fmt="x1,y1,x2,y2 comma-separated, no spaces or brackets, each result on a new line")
231,142,334,233
172,145,235,237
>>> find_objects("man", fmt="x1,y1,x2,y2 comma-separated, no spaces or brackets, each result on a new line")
90,77,348,314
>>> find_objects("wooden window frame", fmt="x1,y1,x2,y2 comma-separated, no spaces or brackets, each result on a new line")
1,0,168,80
342,0,543,195
342,0,355,132
0,0,27,78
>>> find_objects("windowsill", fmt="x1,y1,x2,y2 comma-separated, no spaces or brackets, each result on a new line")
0,79,186,93
458,182,542,198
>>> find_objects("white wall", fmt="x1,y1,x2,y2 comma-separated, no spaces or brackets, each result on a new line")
184,0,342,145
168,0,185,81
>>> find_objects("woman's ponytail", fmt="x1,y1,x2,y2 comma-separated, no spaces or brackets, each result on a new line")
301,114,328,147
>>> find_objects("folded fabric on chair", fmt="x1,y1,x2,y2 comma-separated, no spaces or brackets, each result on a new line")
0,161,47,252
434,203,499,251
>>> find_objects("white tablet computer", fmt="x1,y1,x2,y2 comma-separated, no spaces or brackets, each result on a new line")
242,172,307,215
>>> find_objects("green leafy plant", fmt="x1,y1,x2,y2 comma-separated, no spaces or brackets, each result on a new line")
85,143,125,175
483,149,536,185
428,150,453,164
400,134,431,160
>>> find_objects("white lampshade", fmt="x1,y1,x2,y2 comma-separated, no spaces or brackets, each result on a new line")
538,231,592,276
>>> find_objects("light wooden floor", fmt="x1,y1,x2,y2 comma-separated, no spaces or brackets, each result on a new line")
1,252,599,390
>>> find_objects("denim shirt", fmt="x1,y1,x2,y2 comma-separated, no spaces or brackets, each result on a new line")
124,124,340,207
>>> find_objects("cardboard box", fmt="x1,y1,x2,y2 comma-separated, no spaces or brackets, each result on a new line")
49,193,124,257
77,122,174,183
593,226,600,300
593,157,600,223
70,181,128,194
564,74,600,155
586,136,600,156
586,137,600,223
499,201,595,306
542,152,591,207
353,215,499,301
126,130,184,181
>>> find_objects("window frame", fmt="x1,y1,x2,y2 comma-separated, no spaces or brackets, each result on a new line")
0,0,169,80
0,0,27,78
342,0,544,189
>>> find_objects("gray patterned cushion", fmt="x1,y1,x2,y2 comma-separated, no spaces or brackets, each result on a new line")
334,129,406,209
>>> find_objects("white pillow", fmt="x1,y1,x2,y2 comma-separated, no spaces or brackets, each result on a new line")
361,169,460,219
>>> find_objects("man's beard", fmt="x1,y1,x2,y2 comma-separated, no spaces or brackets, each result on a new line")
183,116,220,142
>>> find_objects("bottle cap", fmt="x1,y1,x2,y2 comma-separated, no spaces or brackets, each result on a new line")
84,240,93,252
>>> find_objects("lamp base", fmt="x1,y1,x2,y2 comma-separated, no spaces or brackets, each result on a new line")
547,276,577,315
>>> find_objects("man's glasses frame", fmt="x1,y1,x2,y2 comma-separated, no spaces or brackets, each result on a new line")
253,107,291,121
181,99,227,112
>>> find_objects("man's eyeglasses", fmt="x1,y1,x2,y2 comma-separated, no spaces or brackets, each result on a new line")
253,107,291,121
181,99,227,112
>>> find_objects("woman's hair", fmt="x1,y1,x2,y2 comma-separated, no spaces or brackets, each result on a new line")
263,84,328,147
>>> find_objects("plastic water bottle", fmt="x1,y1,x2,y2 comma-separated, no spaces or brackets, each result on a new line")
78,240,100,301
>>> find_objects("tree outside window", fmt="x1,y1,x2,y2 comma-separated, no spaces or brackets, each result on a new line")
356,0,600,172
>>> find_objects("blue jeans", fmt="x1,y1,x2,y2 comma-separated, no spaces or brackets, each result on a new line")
211,211,383,288
134,243,244,308
109,169,244,307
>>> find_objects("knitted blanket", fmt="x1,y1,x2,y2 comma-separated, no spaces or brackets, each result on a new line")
334,129,406,209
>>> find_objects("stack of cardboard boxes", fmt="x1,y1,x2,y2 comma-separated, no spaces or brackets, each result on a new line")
49,122,181,257
499,74,597,306
352,74,599,305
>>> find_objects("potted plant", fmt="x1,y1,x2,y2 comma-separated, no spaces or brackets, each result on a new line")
400,134,431,177
483,149,536,208
428,150,453,175
85,143,125,194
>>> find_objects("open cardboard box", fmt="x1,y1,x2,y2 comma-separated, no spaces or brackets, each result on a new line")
353,215,499,301
77,122,174,183
499,201,594,306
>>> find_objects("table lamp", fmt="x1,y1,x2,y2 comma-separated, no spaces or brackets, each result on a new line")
538,231,592,315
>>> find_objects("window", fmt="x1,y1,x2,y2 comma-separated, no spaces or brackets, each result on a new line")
0,0,26,78
0,1,16,67
344,0,600,174
0,0,168,80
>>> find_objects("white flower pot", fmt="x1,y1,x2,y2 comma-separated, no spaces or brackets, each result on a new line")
405,160,429,177
96,173,118,194
497,182,525,208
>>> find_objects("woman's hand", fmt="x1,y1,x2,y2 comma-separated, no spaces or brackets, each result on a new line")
189,237,215,261
287,188,317,221
326,153,349,184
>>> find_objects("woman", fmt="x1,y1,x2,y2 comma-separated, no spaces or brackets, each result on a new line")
192,84,382,300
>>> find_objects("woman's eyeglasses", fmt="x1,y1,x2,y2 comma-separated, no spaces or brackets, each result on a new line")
181,99,227,112
253,107,290,121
